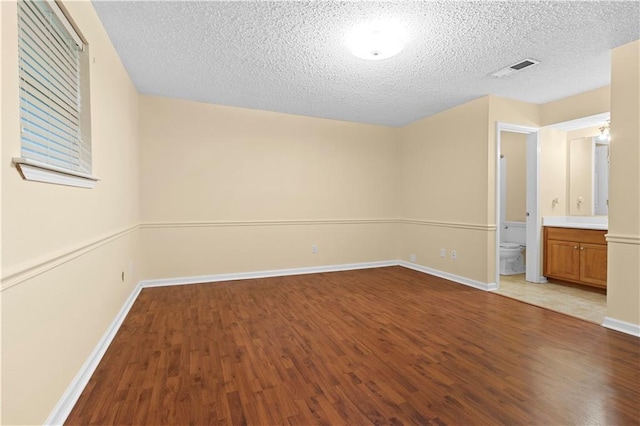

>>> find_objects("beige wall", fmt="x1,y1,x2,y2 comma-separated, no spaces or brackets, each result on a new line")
608,40,640,326
567,125,603,141
539,128,568,217
541,86,611,126
501,132,527,222
398,97,493,223
142,223,396,279
139,96,398,279
397,97,492,283
568,137,594,216
1,1,140,424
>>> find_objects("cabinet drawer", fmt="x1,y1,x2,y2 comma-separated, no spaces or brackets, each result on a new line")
545,227,606,245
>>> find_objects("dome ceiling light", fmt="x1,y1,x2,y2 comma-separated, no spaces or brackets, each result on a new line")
346,22,406,61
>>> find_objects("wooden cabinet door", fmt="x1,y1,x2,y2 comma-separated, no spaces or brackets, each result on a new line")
580,243,608,287
546,240,580,281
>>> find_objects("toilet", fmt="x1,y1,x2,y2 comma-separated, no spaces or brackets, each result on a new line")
500,242,526,275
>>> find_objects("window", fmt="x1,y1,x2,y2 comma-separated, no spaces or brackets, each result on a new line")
14,0,97,188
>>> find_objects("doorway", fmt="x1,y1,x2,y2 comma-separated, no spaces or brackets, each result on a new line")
494,115,610,324
495,123,542,287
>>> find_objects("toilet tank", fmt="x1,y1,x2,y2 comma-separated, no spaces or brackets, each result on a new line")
502,221,526,245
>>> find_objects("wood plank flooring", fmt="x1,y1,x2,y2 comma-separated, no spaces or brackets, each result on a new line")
65,266,640,425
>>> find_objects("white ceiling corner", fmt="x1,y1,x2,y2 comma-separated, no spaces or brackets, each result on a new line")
92,1,640,127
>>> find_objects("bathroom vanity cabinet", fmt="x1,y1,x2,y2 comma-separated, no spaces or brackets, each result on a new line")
543,227,607,289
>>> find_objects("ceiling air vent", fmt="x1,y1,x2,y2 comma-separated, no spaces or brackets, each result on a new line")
491,58,540,78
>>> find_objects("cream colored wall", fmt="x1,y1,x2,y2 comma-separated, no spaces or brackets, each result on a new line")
399,97,492,224
567,125,602,141
1,1,140,424
540,86,610,126
501,132,527,222
608,39,640,326
139,95,398,280
397,97,493,283
539,128,568,217
142,223,396,279
489,96,542,127
568,137,594,216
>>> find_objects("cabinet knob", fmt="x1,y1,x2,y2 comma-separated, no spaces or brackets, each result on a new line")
580,246,584,250
574,246,578,249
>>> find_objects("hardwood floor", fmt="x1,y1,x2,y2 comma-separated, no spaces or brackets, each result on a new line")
65,266,640,425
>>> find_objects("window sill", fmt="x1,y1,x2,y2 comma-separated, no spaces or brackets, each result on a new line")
12,157,100,189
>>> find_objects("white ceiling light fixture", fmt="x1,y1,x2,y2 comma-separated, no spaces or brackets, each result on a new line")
346,22,406,61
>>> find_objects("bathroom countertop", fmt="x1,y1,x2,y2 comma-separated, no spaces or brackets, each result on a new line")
542,216,608,230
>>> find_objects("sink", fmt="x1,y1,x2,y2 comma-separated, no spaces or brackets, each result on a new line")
542,216,608,230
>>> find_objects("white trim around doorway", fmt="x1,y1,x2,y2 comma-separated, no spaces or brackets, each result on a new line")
495,123,546,288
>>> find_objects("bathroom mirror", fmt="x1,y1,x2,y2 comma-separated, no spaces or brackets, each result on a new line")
568,136,609,216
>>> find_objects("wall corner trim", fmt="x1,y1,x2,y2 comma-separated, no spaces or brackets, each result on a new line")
398,260,497,291
602,317,640,337
44,283,144,426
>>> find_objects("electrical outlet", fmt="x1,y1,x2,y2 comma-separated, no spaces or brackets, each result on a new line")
451,250,457,260
440,249,446,258
409,254,416,263
312,244,318,254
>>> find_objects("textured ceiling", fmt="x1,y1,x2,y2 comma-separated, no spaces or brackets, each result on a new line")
92,1,639,127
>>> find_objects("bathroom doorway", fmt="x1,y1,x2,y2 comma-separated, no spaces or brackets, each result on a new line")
495,123,542,286
494,115,610,325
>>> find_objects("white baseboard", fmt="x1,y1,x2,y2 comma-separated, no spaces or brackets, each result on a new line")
140,260,498,293
398,260,497,291
602,317,640,337
139,260,398,288
45,283,144,425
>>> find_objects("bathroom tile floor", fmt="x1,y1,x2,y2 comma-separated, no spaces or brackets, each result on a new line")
495,274,607,324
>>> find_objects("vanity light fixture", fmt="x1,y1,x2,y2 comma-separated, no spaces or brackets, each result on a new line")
346,22,406,61
599,120,610,141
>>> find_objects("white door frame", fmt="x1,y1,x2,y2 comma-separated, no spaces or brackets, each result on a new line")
495,123,545,287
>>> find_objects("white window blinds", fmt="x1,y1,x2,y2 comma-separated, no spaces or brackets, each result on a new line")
18,0,90,174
